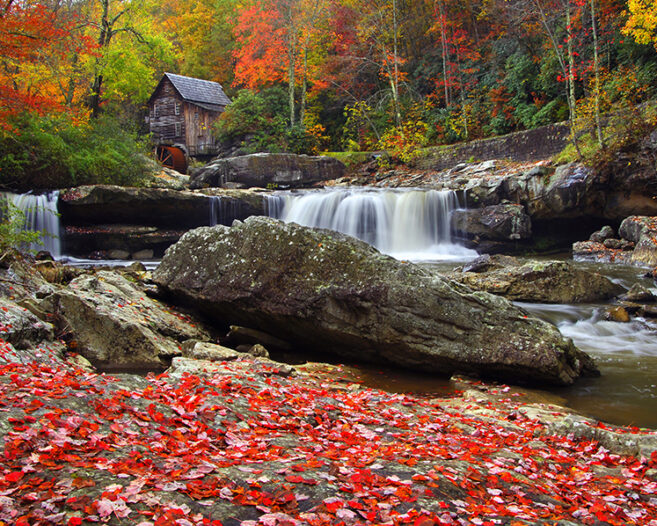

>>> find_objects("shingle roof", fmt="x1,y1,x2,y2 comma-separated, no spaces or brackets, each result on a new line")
162,72,231,108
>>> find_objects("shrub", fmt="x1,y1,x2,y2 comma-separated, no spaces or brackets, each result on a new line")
0,200,42,263
0,113,153,191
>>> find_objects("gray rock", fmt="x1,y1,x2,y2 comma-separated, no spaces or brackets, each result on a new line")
132,249,154,260
451,204,532,241
247,344,269,358
190,153,346,189
448,256,624,304
183,341,240,361
589,225,615,242
619,216,657,266
153,217,598,385
108,249,131,260
39,271,209,370
603,238,623,250
621,283,656,303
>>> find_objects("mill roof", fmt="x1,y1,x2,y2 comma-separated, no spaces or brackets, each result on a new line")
151,72,231,110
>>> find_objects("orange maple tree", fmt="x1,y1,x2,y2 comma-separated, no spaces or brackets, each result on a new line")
0,0,94,130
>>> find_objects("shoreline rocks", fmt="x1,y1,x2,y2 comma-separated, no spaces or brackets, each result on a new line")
574,215,657,269
447,255,624,303
154,217,598,385
190,153,346,189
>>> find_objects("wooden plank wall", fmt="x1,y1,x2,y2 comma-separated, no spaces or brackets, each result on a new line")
184,104,220,155
149,78,224,156
149,79,184,144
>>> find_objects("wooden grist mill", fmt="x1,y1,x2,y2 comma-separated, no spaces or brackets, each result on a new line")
148,72,231,173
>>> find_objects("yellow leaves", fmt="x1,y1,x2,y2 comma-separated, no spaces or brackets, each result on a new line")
623,0,657,49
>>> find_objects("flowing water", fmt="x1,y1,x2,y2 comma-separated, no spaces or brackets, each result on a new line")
5,190,656,427
266,188,478,262
2,191,61,258
209,195,242,227
513,263,657,428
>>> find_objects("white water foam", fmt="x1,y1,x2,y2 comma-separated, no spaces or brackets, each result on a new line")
2,191,61,258
266,188,477,262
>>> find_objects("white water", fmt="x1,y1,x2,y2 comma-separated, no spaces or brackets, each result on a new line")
517,298,657,427
209,195,241,227
266,188,477,262
2,191,61,258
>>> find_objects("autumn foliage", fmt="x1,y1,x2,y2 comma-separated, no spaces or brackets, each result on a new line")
0,356,656,525
0,1,94,130
1,0,657,181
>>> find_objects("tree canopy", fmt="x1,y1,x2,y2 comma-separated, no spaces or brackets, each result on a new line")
1,0,656,167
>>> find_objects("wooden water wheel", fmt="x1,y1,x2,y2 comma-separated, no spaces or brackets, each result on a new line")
155,145,188,173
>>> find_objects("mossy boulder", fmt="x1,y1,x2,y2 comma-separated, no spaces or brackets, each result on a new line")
448,255,624,303
153,217,598,385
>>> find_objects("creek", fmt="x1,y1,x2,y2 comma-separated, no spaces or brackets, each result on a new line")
4,189,657,428
265,188,478,261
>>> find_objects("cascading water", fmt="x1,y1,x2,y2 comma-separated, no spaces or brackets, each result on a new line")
2,191,61,258
209,195,242,226
266,188,477,261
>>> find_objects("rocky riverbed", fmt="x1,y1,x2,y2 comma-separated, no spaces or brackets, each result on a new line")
1,244,657,524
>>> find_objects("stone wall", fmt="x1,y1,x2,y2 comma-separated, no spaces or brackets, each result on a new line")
416,123,570,171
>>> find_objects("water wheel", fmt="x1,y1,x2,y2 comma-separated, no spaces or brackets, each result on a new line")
155,145,188,173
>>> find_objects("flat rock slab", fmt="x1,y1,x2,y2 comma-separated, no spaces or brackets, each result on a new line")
448,255,624,303
154,217,598,385
0,359,654,525
59,185,212,228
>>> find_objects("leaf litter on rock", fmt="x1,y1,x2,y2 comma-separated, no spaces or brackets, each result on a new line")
0,357,655,525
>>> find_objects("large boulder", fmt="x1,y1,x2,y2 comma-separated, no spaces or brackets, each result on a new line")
618,216,657,267
153,217,598,385
451,204,532,252
38,271,210,370
59,185,213,228
190,153,346,189
447,255,624,303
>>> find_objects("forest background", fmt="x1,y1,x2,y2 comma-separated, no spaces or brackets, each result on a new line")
2,0,657,190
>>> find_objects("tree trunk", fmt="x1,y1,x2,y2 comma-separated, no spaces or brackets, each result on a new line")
438,0,450,106
564,1,581,158
590,0,603,147
89,0,110,118
300,43,308,128
391,0,402,129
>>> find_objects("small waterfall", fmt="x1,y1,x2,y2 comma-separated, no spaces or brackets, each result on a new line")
2,191,61,258
267,188,477,261
209,195,241,226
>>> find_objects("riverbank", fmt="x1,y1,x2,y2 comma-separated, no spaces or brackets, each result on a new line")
1,250,657,524
1,356,656,525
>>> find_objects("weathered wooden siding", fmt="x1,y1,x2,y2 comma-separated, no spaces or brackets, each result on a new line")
184,104,219,156
149,78,185,144
149,77,225,156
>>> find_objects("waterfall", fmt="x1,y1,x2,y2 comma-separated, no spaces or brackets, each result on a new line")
2,191,61,258
209,195,241,226
266,188,477,261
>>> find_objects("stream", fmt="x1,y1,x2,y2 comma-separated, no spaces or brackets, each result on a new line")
352,259,657,430
5,189,657,428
